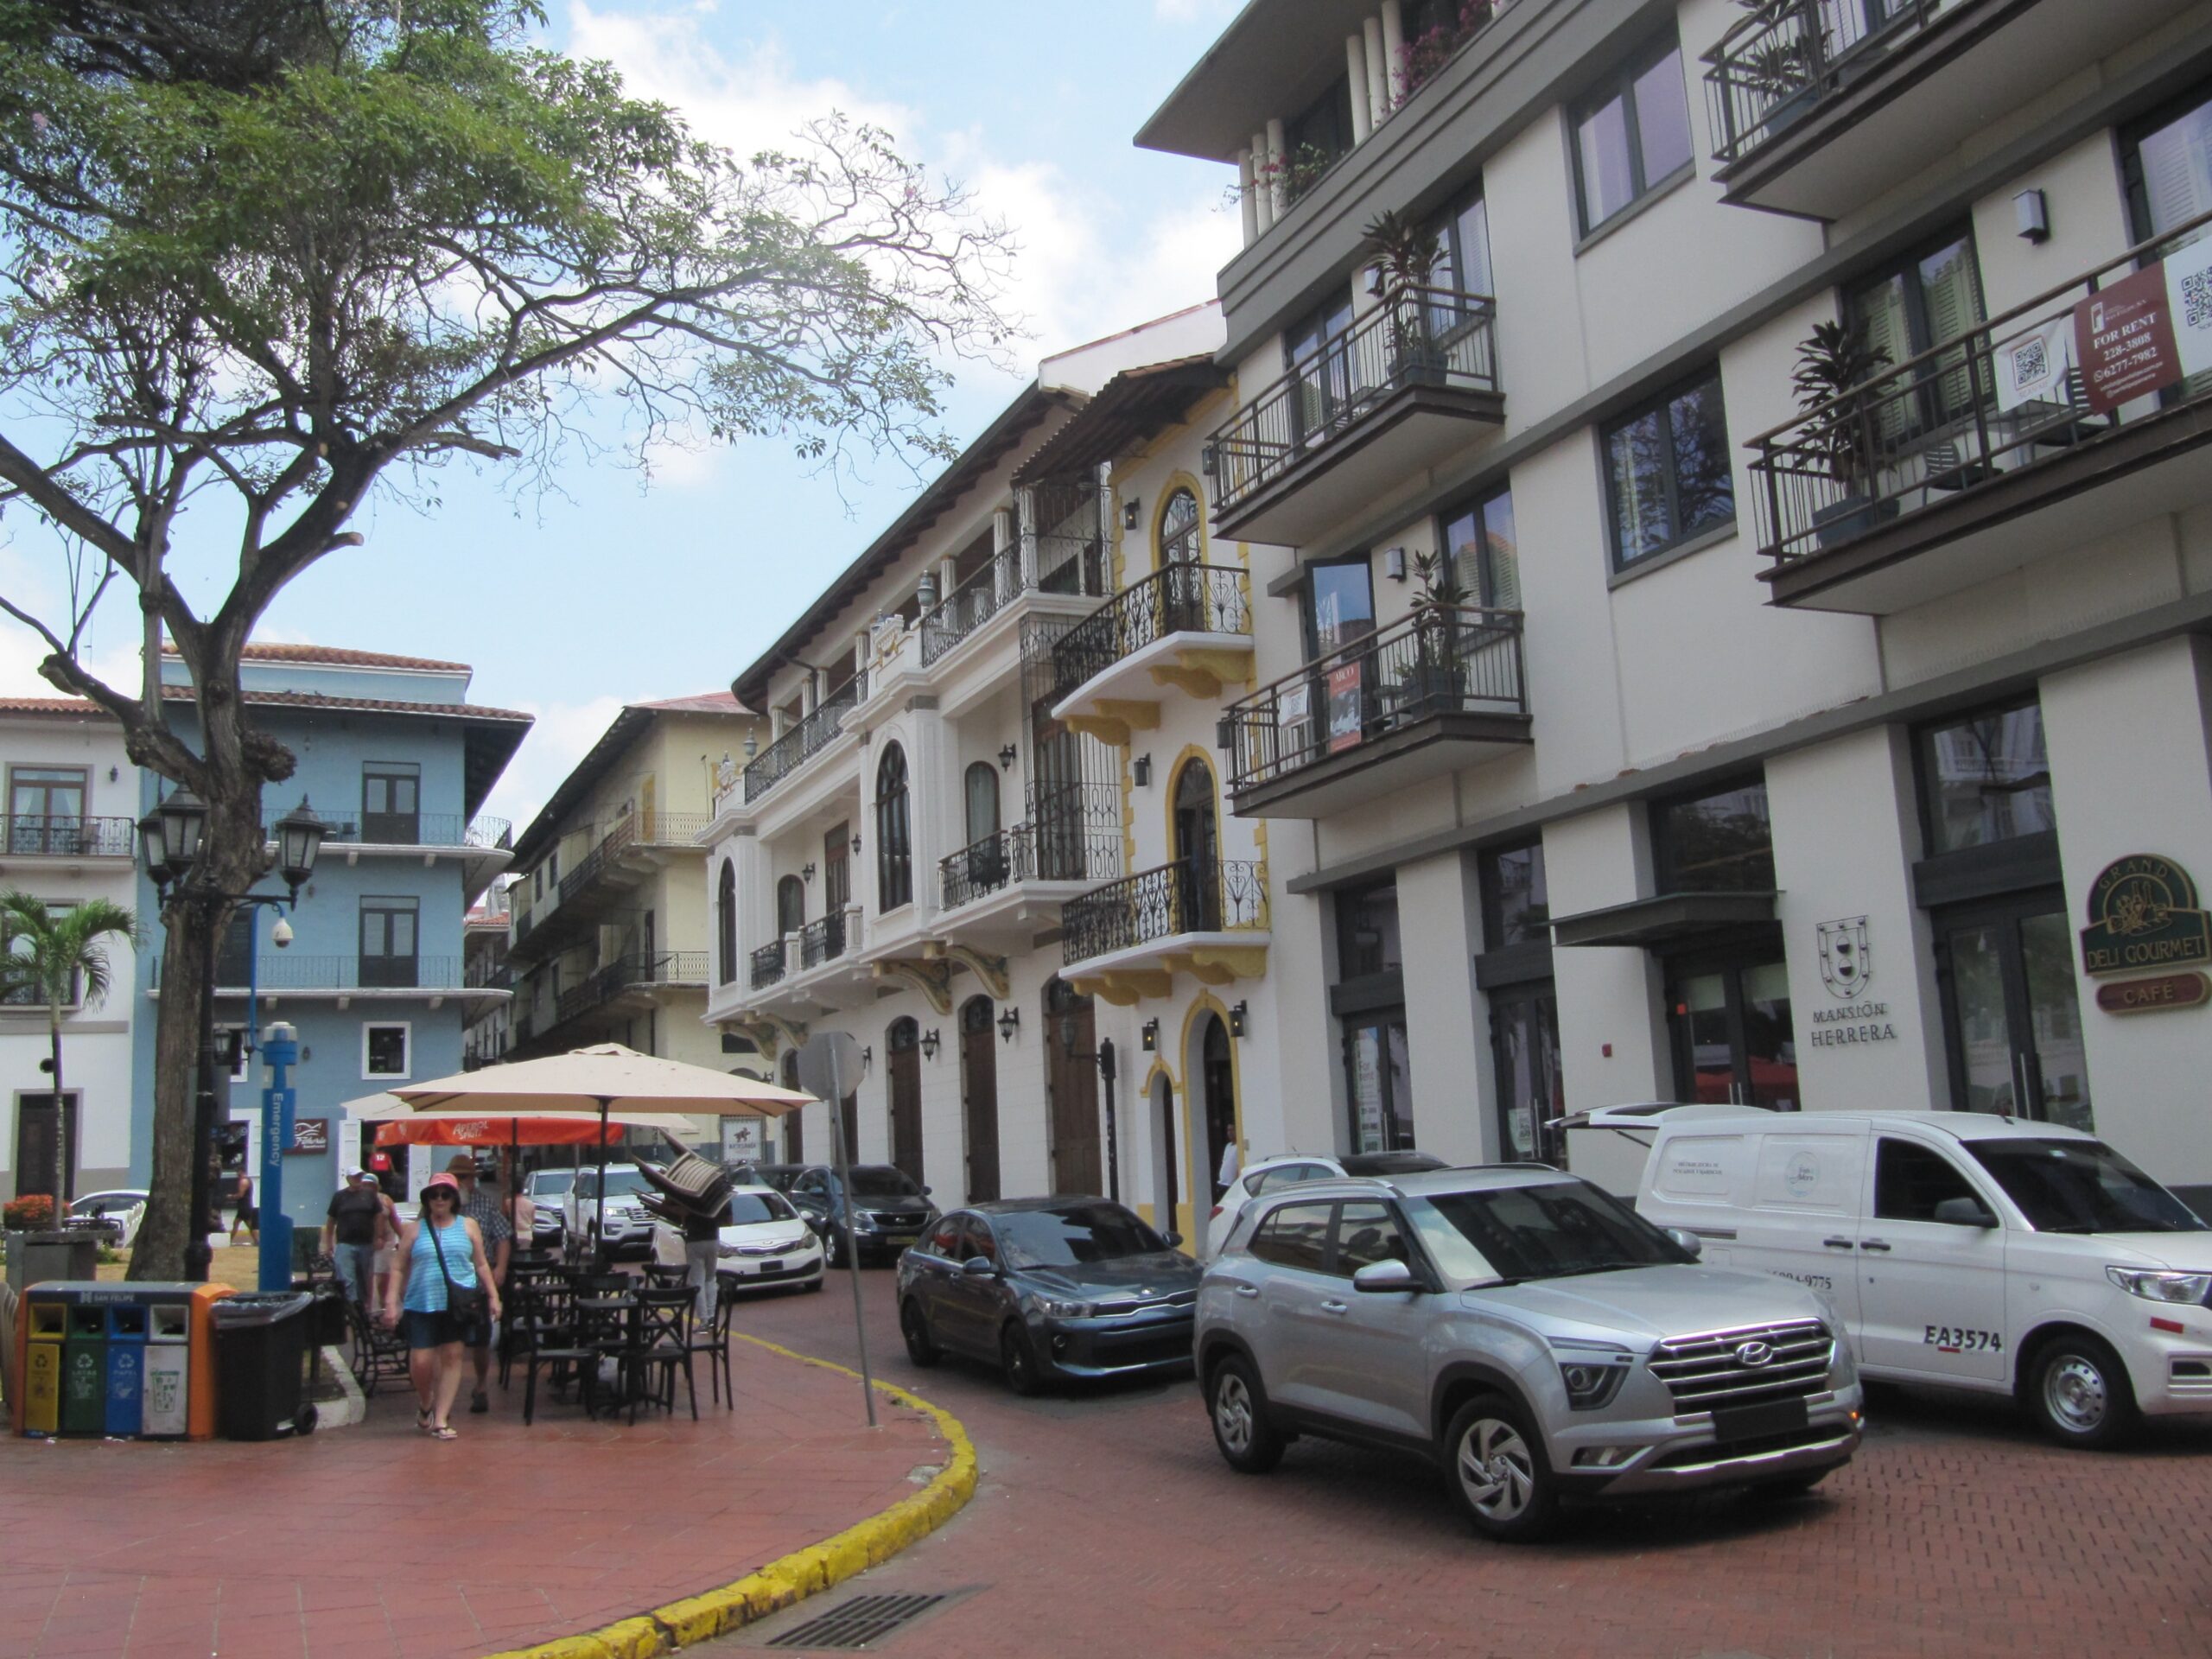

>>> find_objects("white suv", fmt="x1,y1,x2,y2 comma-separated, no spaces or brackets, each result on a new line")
1207,1150,1446,1257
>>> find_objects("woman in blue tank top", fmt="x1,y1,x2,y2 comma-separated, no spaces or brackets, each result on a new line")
378,1173,501,1440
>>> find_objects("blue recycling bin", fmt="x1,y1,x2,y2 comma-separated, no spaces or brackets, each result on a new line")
103,1304,148,1437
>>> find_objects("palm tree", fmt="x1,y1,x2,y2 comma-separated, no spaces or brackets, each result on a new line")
0,893,137,1227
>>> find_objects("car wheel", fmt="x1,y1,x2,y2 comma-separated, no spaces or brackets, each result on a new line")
900,1300,940,1367
1205,1354,1284,1474
1445,1396,1560,1542
2026,1332,2138,1449
824,1229,845,1269
1000,1322,1046,1396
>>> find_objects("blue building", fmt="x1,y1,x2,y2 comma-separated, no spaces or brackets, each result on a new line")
132,644,531,1232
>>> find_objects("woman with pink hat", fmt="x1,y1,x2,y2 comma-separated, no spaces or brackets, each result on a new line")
378,1173,503,1439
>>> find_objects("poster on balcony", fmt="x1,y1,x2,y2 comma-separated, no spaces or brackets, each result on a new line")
2073,238,2212,415
1326,661,1363,753
1994,315,2072,412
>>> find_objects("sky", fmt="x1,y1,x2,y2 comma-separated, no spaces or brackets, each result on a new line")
0,0,1249,834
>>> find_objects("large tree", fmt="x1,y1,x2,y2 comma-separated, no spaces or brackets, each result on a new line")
0,0,1014,1278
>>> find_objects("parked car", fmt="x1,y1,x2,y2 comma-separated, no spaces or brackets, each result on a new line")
562,1165,658,1260
524,1167,575,1247
65,1189,149,1247
1632,1106,2212,1448
898,1198,1203,1394
785,1164,937,1266
1195,1166,1862,1541
1209,1150,1448,1256
650,1185,825,1294
747,1163,805,1194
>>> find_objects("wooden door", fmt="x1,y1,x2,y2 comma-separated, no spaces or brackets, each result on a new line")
960,999,1001,1203
1045,982,1102,1194
887,1019,924,1186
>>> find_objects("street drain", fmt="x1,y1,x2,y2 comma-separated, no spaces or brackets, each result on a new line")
762,1592,950,1649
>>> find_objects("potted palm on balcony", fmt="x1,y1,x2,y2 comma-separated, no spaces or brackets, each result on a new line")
1728,0,1821,139
1362,209,1447,389
1791,319,1893,548
1395,552,1467,719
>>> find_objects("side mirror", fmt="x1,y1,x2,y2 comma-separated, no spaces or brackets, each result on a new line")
1665,1228,1704,1260
962,1255,997,1277
922,1185,933,1197
1162,1230,1184,1249
1352,1259,1419,1294
1932,1197,1998,1229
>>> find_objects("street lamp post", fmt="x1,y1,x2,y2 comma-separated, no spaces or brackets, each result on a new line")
141,793,327,1284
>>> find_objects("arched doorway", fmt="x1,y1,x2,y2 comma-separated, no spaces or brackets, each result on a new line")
1043,978,1101,1193
959,996,1000,1202
1198,1014,1236,1204
1172,757,1221,931
779,1050,804,1164
776,874,805,938
887,1016,924,1185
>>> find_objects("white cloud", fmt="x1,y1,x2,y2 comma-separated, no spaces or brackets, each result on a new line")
1154,0,1240,22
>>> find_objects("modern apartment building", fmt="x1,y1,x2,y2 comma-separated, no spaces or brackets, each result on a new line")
505,695,762,1088
0,699,139,1204
1129,0,2212,1192
133,645,528,1230
462,888,512,1071
701,305,1230,1207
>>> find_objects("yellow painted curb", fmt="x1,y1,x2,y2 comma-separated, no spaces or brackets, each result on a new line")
481,1334,978,1659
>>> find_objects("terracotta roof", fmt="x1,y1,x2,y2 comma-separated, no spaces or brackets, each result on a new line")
162,641,472,673
631,690,753,715
159,685,531,723
0,696,108,718
1014,355,1229,485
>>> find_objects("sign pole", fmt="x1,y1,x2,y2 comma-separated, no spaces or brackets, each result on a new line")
257,1025,298,1292
799,1033,875,1428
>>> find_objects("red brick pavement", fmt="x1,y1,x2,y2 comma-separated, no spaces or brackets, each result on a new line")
0,1322,944,1659
712,1269,2212,1659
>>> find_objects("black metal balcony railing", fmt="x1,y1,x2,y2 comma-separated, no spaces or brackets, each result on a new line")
799,912,847,969
1746,209,2212,570
939,786,1122,911
920,550,1026,667
1205,286,1498,521
1219,607,1529,792
1704,0,1939,170
743,671,868,805
5,815,135,858
1049,564,1250,707
749,939,787,990
1061,859,1268,969
555,950,709,1023
464,958,512,991
259,810,512,849
154,954,465,992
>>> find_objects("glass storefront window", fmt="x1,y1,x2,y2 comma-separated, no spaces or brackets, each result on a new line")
1653,777,1774,892
1345,1019,1415,1154
1336,880,1402,980
1918,697,2054,855
1479,841,1548,948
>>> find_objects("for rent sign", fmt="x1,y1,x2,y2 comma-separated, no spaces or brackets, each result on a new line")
2075,237,2212,414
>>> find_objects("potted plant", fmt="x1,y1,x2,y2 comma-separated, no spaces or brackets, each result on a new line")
1726,0,1821,138
1361,209,1447,387
1397,551,1467,716
1790,319,1892,546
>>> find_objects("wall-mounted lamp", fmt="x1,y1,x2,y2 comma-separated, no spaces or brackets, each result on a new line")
106,766,118,783
920,1027,941,1062
1132,753,1152,787
851,833,863,855
998,1005,1020,1043
1382,546,1408,582
860,1044,873,1071
1229,1001,1248,1038
1141,1018,1160,1052
743,731,759,762
997,743,1019,772
1122,497,1142,531
800,861,817,883
2014,188,2050,244
916,573,939,611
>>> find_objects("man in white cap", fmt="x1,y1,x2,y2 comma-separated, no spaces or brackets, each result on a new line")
322,1167,389,1307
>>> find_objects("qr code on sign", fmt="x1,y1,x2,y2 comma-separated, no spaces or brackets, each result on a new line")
2184,265,2212,332
2010,334,2049,385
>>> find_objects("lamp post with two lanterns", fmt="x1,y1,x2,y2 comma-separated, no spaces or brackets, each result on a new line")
138,788,328,1284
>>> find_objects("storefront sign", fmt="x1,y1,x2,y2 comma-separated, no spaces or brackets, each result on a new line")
288,1117,329,1154
1808,1002,1897,1046
2079,854,2211,976
2074,238,2212,415
1326,662,1363,753
2094,972,2209,1014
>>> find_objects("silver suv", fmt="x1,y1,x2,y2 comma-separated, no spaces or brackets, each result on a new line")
1194,1166,1864,1540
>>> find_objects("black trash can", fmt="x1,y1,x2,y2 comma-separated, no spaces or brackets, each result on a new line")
210,1293,319,1440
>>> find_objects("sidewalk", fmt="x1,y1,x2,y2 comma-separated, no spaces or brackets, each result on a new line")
0,1322,944,1658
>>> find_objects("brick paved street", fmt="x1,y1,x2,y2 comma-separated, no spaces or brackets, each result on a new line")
714,1269,2212,1659
0,1313,940,1659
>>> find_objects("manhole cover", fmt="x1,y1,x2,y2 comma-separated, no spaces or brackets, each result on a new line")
762,1592,951,1650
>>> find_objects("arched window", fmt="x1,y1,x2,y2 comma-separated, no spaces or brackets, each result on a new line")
716,859,737,985
1159,487,1203,567
1173,756,1222,932
963,761,1000,847
776,874,805,938
875,743,912,910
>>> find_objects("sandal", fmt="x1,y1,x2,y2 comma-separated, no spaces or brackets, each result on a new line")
429,1425,458,1440
416,1407,433,1433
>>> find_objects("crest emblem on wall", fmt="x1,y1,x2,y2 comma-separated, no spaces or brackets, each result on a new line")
1816,917,1872,1001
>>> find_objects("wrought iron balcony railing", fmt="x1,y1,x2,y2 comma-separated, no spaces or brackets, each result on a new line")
1745,208,2212,572
1205,286,1498,521
1219,607,1529,792
1048,564,1249,707
5,815,135,858
154,954,466,992
940,785,1122,911
554,950,709,1023
749,939,787,990
1062,859,1268,969
743,671,868,805
799,912,847,969
919,550,1025,668
1704,0,1940,171
257,810,511,849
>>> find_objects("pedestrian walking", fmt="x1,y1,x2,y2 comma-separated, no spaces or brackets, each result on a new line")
681,1197,732,1322
446,1154,512,1415
227,1170,258,1244
379,1173,500,1440
1216,1137,1241,1201
322,1168,388,1306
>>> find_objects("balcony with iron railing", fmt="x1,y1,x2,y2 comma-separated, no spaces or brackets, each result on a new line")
508,807,715,962
1061,857,1269,1001
743,671,868,806
1049,564,1253,743
1205,285,1501,546
262,808,511,849
1220,606,1532,817
154,954,473,995
1749,209,2212,614
1701,0,2190,221
798,912,848,970
938,785,1122,942
2,815,136,861
749,939,787,991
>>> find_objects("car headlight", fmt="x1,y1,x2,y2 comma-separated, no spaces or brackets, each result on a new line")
2107,1266,2212,1305
849,1212,879,1231
1551,1339,1633,1410
1030,1295,1092,1319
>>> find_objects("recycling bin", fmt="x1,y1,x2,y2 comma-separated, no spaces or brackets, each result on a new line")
210,1292,317,1440
142,1303,190,1439
60,1305,105,1435
20,1300,64,1434
103,1304,147,1437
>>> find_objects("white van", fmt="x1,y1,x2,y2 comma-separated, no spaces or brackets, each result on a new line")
1630,1108,2212,1447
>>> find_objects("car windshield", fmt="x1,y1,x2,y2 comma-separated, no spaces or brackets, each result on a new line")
1402,1181,1694,1284
996,1204,1165,1268
71,1194,141,1215
576,1168,647,1200
1965,1138,2207,1234
849,1168,922,1200
727,1192,798,1225
528,1172,574,1198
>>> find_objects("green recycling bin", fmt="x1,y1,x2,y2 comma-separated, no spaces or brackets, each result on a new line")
60,1305,105,1435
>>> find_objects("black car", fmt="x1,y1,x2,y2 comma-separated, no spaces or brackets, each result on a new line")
785,1164,937,1266
896,1198,1203,1395
747,1163,805,1195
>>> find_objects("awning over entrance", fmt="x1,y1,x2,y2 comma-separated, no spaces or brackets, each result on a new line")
1550,892,1779,951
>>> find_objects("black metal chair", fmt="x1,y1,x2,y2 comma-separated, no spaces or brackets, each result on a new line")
626,1287,698,1422
641,1262,690,1290
344,1298,411,1399
691,1274,741,1409
518,1287,604,1427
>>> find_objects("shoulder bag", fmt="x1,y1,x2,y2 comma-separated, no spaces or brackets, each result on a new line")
426,1217,490,1324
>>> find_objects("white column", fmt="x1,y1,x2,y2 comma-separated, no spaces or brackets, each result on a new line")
1016,486,1040,590
800,670,817,717
1397,852,1492,1163
1380,0,1406,110
1250,128,1275,233
1237,149,1260,246
1363,17,1389,126
1264,118,1288,223
1345,35,1372,143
